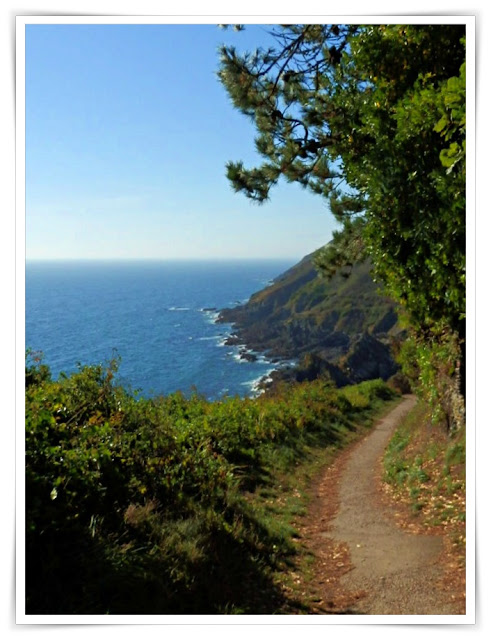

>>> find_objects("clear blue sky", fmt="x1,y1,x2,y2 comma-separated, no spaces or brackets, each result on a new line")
25,23,341,261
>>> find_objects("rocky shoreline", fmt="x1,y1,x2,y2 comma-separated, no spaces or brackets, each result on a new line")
216,253,403,392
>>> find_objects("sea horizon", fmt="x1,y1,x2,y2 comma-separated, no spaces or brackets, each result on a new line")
25,258,296,400
25,256,303,264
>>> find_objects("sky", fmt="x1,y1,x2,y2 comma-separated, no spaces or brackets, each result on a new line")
25,22,342,261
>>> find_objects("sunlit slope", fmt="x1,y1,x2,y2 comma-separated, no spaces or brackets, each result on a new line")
218,254,402,384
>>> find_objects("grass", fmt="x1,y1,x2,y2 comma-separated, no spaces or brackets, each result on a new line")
381,401,466,614
383,401,466,553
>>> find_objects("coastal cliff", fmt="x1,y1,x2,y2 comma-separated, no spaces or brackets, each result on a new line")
217,251,403,388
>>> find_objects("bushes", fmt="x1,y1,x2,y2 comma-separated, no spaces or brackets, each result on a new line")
25,356,396,614
397,330,465,432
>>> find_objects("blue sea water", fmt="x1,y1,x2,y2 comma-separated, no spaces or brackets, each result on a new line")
25,260,294,400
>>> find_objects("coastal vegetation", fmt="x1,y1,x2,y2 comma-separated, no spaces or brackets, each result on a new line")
218,23,466,429
25,22,467,615
384,402,465,538
26,350,396,614
382,401,466,609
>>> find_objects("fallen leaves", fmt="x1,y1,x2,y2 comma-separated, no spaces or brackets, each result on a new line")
379,407,466,614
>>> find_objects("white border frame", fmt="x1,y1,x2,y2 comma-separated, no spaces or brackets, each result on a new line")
16,13,476,627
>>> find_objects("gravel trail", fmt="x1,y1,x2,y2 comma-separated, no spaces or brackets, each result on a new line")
294,396,461,615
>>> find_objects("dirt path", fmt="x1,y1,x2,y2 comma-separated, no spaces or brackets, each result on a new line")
291,396,460,615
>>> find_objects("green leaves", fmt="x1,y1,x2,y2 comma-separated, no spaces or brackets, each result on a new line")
219,24,466,334
440,142,465,171
26,351,397,613
218,23,467,435
434,61,466,175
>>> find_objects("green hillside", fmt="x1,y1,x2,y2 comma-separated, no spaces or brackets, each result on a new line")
218,254,402,386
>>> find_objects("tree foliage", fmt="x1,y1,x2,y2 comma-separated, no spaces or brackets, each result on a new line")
218,24,466,418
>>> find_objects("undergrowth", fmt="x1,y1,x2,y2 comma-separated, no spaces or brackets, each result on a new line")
25,351,397,615
383,401,466,557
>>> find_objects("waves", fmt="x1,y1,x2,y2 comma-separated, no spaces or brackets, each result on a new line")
26,260,294,400
240,367,276,397
197,306,279,397
200,309,220,324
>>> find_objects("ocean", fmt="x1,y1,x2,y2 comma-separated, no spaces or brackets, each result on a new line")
25,259,294,400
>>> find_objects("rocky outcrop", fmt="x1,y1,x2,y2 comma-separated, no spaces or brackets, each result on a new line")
217,251,403,388
342,333,399,383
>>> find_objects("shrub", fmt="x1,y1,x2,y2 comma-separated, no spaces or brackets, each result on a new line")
398,330,465,432
25,354,395,614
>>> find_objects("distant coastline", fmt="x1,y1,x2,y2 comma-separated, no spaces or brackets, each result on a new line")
216,254,402,391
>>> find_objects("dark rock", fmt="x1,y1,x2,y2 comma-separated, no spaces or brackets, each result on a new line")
239,350,258,362
343,334,398,383
372,308,399,334
217,250,401,388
